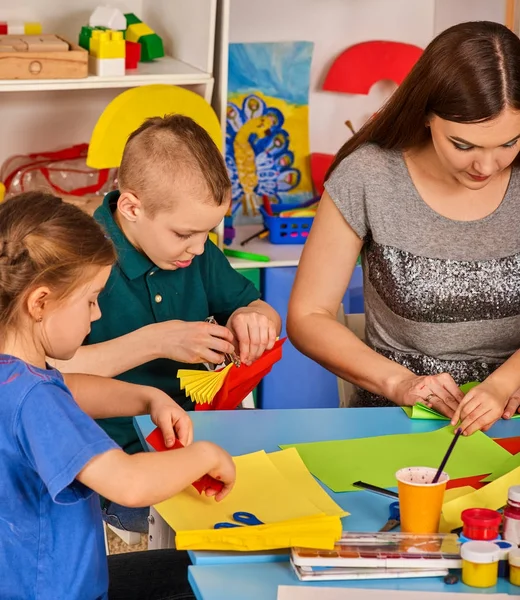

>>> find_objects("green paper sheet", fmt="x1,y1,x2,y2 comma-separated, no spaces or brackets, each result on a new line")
481,452,520,483
280,426,511,493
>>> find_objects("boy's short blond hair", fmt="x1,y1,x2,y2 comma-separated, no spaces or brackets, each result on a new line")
118,114,231,216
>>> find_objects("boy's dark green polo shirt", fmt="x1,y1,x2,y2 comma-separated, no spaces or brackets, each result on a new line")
87,191,260,454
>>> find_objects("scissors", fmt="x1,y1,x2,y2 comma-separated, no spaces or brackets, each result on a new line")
214,511,264,529
205,316,241,367
379,501,400,532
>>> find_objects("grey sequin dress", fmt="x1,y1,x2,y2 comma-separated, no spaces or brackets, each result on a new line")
325,144,520,407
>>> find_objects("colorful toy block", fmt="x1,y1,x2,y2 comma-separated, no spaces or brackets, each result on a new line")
125,23,153,43
89,55,125,77
125,40,140,69
124,13,141,27
0,23,7,35
89,29,125,59
24,22,42,35
89,6,126,31
139,34,164,62
125,18,164,61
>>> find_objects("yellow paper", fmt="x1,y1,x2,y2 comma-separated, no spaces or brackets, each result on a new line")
178,364,232,404
440,466,520,532
439,486,475,533
267,448,347,518
154,449,343,551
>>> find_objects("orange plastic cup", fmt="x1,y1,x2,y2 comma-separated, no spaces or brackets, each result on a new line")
396,466,449,534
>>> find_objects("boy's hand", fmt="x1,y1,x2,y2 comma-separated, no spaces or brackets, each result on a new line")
148,390,193,448
227,307,277,365
202,442,236,501
451,381,509,435
150,320,236,365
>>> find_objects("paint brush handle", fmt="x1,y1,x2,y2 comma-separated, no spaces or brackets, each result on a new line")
432,428,462,483
353,481,399,499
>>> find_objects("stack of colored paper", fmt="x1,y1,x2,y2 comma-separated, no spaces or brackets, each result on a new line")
177,363,232,405
153,448,345,552
402,402,520,421
178,338,285,411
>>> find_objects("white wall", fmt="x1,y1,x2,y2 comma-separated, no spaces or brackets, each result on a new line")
434,0,505,35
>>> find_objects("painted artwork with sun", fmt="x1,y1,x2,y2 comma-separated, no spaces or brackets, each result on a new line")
226,42,314,221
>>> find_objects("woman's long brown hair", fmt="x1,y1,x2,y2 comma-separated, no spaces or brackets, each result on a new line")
326,21,520,180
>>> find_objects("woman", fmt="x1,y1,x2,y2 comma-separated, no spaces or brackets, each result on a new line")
288,21,520,435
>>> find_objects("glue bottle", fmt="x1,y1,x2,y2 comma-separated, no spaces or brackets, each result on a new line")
504,486,520,545
461,541,500,588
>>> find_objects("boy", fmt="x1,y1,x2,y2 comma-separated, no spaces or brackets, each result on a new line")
59,114,281,456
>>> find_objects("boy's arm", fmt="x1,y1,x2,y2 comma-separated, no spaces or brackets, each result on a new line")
62,373,193,447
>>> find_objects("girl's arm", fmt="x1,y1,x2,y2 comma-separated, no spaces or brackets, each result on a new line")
76,442,235,505
62,373,192,447
287,192,462,409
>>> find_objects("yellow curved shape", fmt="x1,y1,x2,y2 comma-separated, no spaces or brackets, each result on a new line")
87,84,222,169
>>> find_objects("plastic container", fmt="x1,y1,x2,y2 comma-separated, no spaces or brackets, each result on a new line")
509,548,520,586
493,540,516,578
504,485,520,545
461,508,502,541
395,466,448,534
259,204,314,245
461,541,500,588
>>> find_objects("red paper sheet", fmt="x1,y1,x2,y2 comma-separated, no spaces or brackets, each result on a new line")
196,338,286,411
145,427,224,495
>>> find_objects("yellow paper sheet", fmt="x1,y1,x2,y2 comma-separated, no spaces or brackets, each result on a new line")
267,448,347,518
154,449,343,551
439,486,475,532
440,466,520,532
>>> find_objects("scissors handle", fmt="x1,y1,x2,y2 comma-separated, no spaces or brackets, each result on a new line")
232,511,264,526
214,522,240,529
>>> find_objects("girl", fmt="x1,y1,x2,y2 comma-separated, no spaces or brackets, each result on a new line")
0,191,235,599
288,21,520,436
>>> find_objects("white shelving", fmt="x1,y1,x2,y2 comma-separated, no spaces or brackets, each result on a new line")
0,56,212,93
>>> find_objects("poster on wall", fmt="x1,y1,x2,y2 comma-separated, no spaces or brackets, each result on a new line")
226,41,314,223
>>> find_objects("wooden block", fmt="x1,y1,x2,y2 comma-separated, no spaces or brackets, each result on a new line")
26,36,69,52
0,36,87,79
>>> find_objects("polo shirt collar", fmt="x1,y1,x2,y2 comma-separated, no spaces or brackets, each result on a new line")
96,191,154,280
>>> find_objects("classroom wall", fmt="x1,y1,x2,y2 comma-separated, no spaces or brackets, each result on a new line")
229,0,507,156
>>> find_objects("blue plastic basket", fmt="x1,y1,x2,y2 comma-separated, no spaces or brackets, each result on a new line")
259,203,314,245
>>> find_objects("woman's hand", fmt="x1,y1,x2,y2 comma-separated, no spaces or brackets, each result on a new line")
392,372,463,417
451,381,509,435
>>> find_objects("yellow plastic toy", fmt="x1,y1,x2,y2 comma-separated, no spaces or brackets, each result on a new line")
87,84,222,169
89,30,125,59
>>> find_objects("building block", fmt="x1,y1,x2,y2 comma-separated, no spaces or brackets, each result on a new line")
7,22,25,35
125,22,153,43
24,22,42,35
139,34,164,61
79,25,108,51
125,40,140,69
0,23,7,35
124,13,142,26
89,55,125,77
89,29,125,59
89,6,126,31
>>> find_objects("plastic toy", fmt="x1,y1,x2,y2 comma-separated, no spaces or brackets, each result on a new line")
89,6,126,31
89,29,125,59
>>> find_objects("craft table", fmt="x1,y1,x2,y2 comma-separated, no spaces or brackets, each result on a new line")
134,408,520,599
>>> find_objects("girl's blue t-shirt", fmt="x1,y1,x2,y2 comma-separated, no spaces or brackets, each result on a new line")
0,355,119,600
